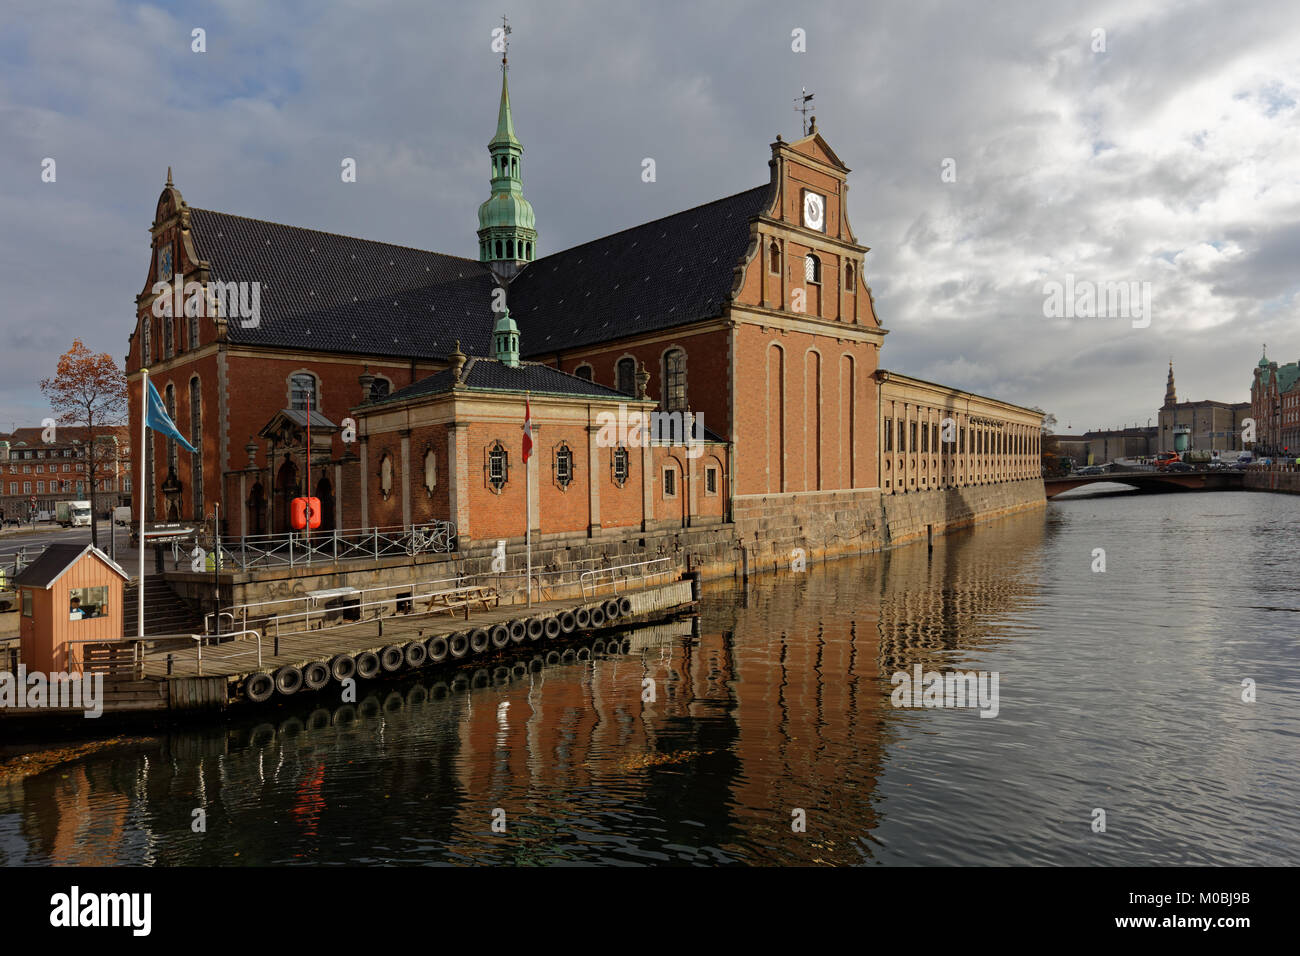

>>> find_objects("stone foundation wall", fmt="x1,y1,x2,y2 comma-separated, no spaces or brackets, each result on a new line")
1244,471,1300,494
167,479,1046,614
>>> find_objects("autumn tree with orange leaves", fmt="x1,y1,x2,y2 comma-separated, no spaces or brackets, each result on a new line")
39,340,127,549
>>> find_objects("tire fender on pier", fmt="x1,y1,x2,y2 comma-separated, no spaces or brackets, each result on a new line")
330,654,357,682
379,645,404,672
543,616,561,639
602,599,621,620
617,596,633,617
302,661,330,691
275,665,304,696
590,606,608,628
355,651,381,679
244,673,275,703
559,610,577,634
526,617,545,641
404,641,428,668
574,607,592,629
469,628,490,654
508,619,528,643
490,624,511,649
427,635,450,663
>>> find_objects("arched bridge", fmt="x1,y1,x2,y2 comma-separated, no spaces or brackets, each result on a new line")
1044,469,1245,499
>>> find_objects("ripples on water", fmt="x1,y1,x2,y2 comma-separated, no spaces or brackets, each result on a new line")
1,489,1296,866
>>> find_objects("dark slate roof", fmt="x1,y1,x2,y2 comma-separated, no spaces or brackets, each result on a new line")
510,184,773,356
12,543,129,589
187,209,498,359
382,357,632,403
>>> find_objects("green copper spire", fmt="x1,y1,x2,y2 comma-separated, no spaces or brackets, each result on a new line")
477,50,537,282
493,308,520,368
491,66,521,149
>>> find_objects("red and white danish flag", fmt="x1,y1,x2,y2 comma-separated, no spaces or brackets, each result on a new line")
522,398,533,463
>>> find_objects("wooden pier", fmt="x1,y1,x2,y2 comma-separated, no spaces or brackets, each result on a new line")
30,576,699,720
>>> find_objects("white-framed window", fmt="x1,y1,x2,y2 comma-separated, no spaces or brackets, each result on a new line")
805,253,821,284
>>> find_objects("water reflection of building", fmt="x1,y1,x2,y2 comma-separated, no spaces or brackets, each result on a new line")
876,512,1045,675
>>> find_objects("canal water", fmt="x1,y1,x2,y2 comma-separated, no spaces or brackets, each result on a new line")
2,489,1297,865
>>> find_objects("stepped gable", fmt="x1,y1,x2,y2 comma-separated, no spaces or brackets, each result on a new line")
187,208,499,359
510,184,774,356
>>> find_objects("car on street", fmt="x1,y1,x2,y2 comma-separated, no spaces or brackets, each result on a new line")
1075,465,1106,476
1162,462,1195,473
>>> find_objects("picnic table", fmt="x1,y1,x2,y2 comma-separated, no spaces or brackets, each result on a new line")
424,585,500,619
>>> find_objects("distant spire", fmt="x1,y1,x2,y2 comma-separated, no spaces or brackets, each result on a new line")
166,166,173,186
1164,359,1177,408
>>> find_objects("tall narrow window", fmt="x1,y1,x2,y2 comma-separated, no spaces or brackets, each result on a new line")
805,254,821,284
142,317,152,365
190,377,202,518
845,262,855,290
769,240,781,274
663,349,686,411
554,444,574,489
616,358,636,396
885,417,893,452
165,383,178,477
612,445,629,486
163,315,174,358
488,441,508,492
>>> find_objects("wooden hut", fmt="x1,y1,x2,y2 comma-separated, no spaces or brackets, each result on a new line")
13,543,128,674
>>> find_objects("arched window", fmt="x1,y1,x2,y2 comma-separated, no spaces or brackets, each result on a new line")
844,262,855,290
663,349,686,411
488,441,508,492
141,317,152,365
495,240,503,259
506,239,514,259
163,315,174,358
805,254,821,284
189,305,200,351
616,358,637,396
379,453,393,500
769,240,781,275
369,376,391,402
289,373,318,411
574,364,593,381
554,443,574,489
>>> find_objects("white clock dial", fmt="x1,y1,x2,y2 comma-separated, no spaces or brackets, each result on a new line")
802,191,825,231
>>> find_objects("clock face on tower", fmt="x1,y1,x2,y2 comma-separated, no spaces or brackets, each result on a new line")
157,244,174,282
802,189,826,232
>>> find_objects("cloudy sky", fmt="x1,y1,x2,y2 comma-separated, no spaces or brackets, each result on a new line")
2,0,1298,435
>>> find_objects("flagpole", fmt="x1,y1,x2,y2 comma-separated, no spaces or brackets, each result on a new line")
138,368,148,640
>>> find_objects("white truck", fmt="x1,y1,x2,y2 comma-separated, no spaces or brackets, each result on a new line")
56,500,93,528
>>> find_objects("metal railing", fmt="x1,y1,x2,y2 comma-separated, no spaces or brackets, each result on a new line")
580,556,676,600
190,521,458,572
74,628,263,679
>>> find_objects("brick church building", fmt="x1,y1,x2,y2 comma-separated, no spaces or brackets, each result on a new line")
126,57,1042,553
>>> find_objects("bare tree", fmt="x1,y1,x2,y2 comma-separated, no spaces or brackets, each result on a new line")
39,340,127,550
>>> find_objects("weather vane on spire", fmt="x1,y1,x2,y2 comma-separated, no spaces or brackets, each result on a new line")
794,87,814,136
499,14,512,65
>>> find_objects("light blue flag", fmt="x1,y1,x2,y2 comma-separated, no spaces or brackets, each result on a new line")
146,378,198,453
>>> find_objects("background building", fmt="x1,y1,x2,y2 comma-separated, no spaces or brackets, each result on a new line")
1157,361,1249,455
0,426,130,520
